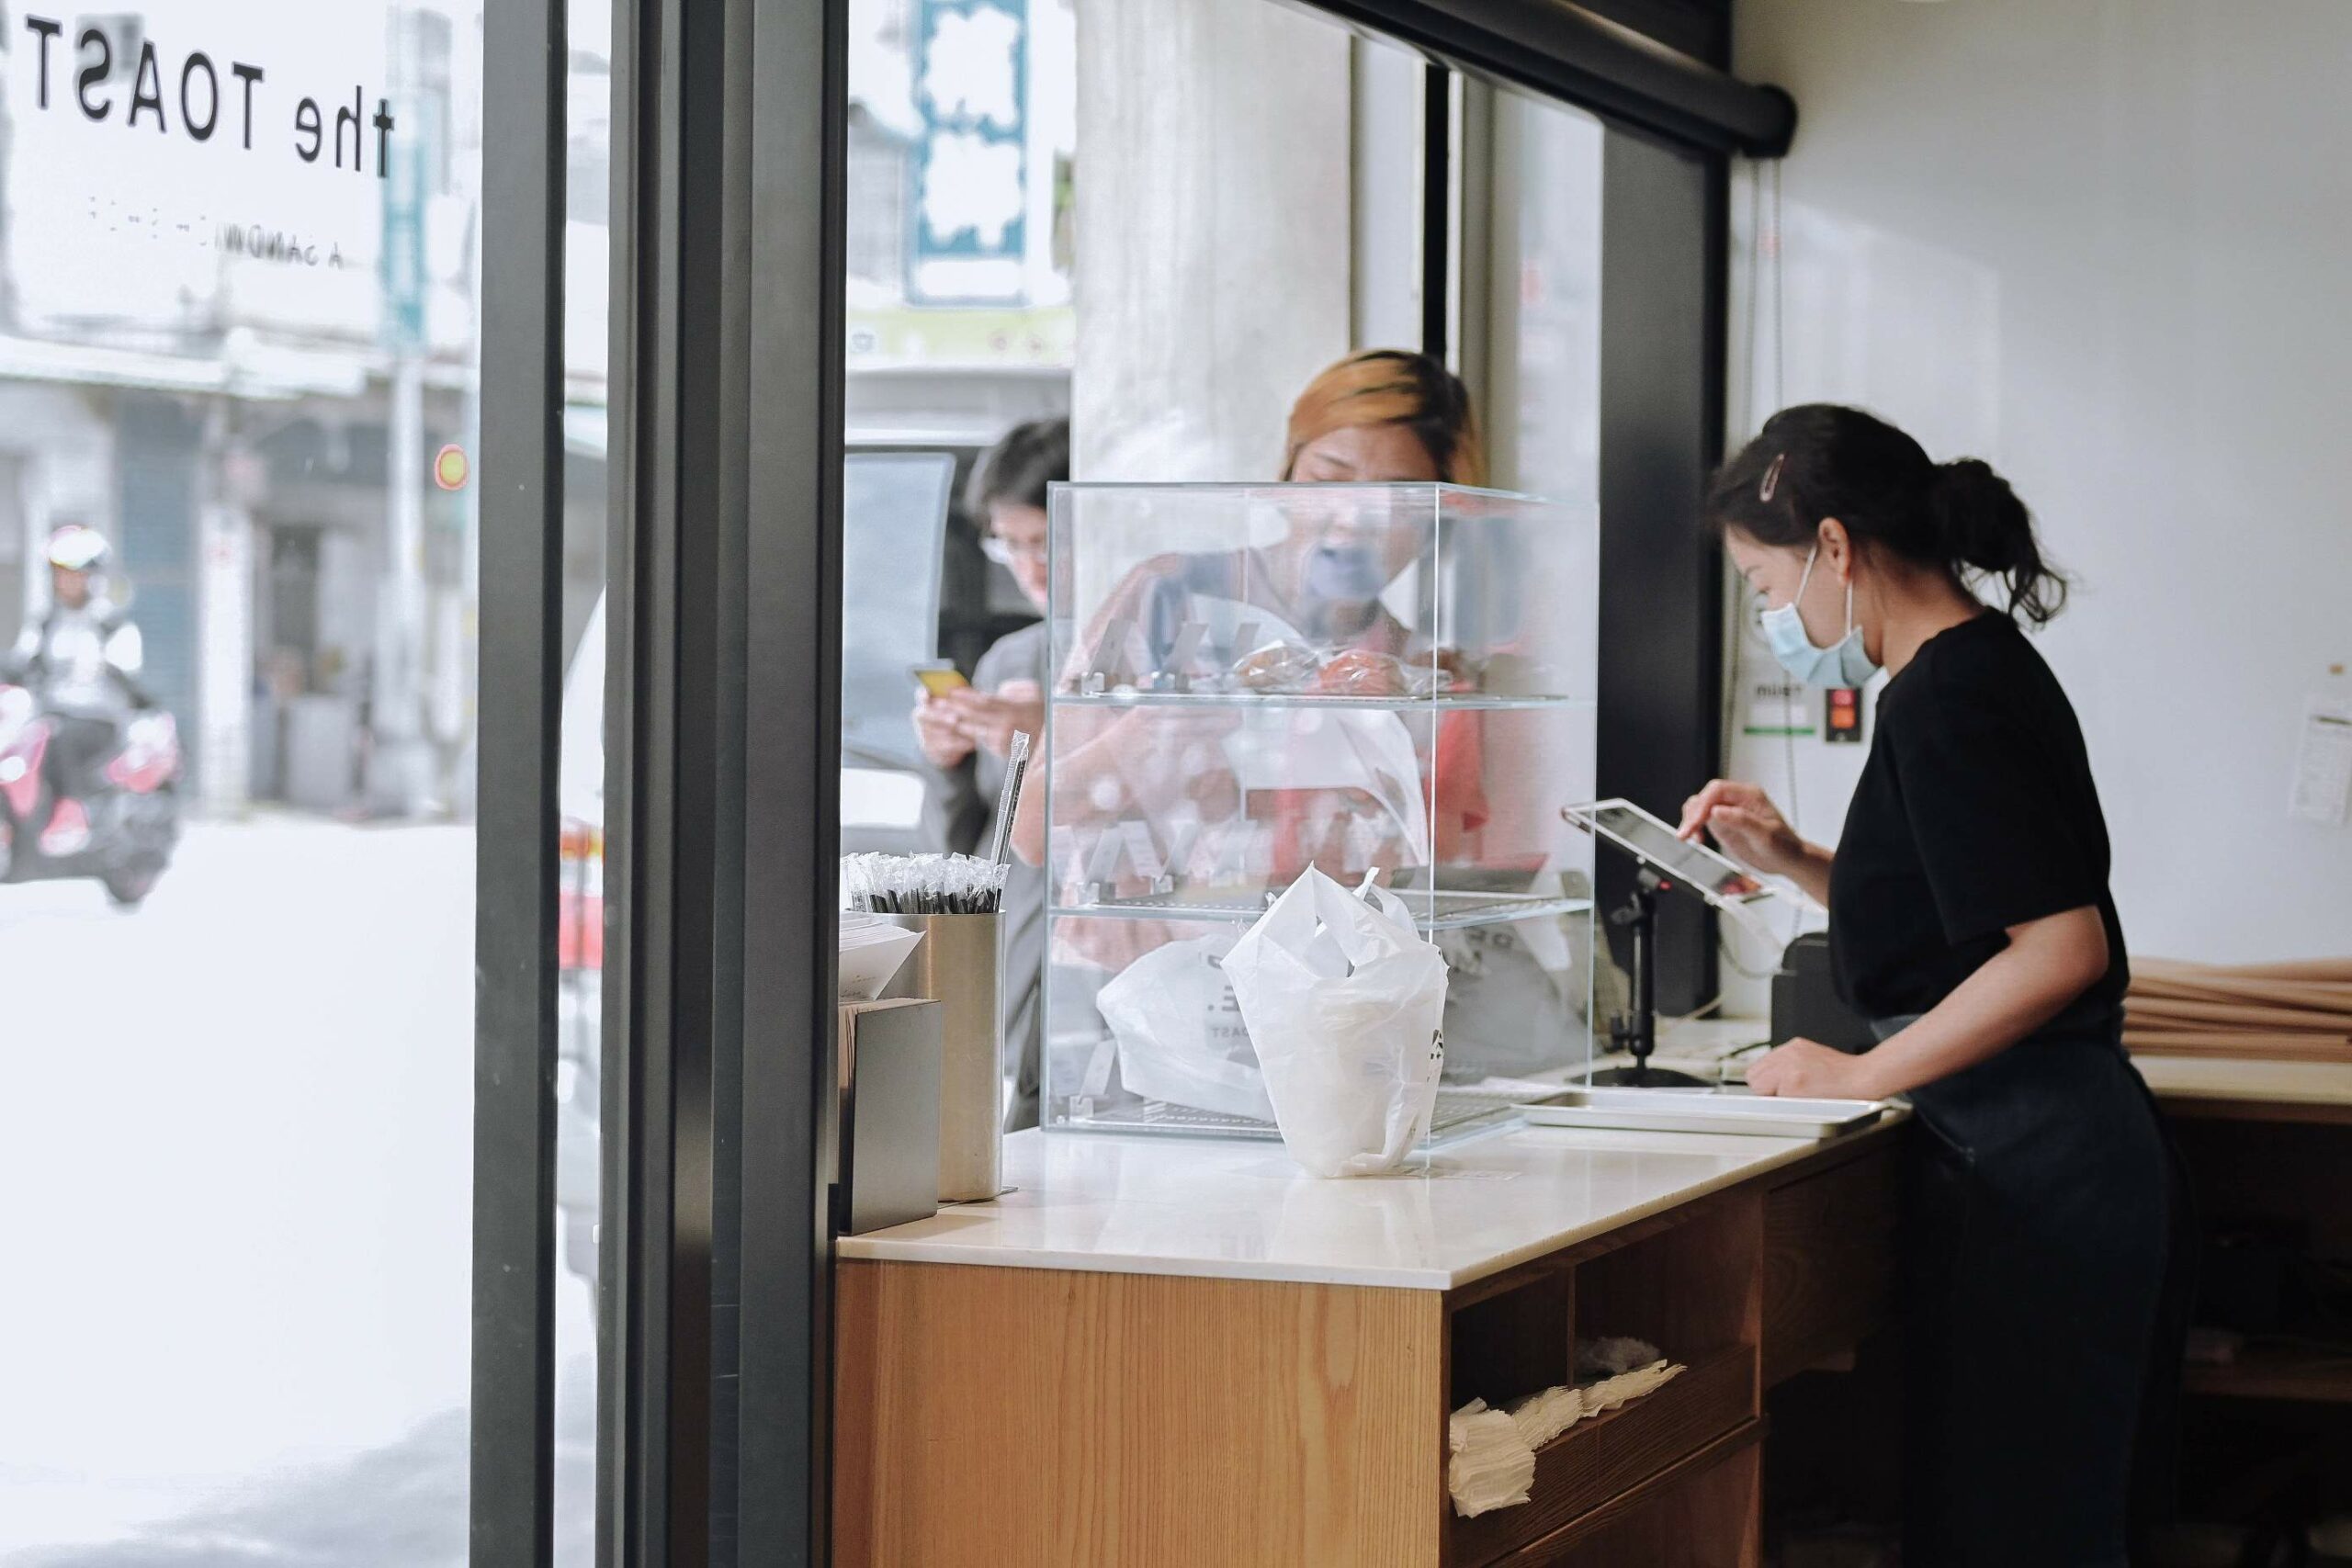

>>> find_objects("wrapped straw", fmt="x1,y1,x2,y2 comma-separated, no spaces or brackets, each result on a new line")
986,730,1033,866
842,852,1011,915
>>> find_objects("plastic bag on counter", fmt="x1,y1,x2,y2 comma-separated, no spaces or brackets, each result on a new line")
1222,868,1448,1177
1095,930,1276,1122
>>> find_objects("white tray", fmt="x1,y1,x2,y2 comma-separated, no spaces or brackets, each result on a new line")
1520,1089,1885,1139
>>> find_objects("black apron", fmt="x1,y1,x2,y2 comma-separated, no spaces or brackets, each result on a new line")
1871,1005,2195,1568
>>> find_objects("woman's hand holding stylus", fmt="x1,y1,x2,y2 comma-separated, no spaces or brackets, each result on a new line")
1677,779,1835,906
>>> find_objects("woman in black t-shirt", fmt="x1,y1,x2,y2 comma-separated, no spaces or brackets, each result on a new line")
1677,406,2191,1568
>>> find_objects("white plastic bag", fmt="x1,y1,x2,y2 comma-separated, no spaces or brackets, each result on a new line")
1222,869,1448,1177
1096,931,1276,1122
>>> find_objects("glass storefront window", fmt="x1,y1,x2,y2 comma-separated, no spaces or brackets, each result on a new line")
0,0,1719,1552
553,3,612,1564
0,3,485,1559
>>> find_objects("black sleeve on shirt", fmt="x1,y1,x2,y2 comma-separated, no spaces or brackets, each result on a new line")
1891,657,2103,947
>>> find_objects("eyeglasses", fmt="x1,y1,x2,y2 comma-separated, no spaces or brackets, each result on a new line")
981,536,1047,567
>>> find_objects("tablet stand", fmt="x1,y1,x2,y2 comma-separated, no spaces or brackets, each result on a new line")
1589,866,1712,1089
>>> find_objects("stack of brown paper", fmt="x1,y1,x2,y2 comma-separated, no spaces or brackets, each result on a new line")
2123,957,2352,1064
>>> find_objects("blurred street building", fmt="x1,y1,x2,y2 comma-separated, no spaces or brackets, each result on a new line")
0,1,525,818
0,0,1074,821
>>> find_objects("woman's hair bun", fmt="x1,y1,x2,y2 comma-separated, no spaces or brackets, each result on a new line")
1931,457,2065,623
1931,459,2028,571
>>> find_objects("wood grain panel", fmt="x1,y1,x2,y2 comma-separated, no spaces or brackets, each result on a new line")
1503,1425,1763,1568
1760,1145,1898,1387
1447,1345,1758,1567
834,1259,1446,1567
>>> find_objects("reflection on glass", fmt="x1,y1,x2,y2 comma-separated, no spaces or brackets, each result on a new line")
0,1,486,1561
552,0,614,1563
1488,90,1603,509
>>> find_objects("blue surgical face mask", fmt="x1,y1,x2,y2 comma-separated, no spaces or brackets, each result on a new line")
1304,540,1388,601
1760,547,1879,689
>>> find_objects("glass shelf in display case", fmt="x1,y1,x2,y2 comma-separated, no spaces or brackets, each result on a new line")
1037,481,1602,1143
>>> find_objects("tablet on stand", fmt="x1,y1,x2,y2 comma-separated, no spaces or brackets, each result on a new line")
1561,798,1785,1089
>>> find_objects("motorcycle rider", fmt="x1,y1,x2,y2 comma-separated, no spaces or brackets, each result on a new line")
1,525,149,855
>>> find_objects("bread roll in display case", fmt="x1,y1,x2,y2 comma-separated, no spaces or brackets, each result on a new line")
1038,482,1602,1140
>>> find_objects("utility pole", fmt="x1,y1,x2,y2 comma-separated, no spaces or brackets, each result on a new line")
368,5,433,817
429,7,486,820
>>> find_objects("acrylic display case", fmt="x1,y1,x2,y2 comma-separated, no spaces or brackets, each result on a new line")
1039,482,1603,1140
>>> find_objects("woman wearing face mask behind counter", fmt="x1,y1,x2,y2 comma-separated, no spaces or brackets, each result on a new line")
1678,405,2193,1568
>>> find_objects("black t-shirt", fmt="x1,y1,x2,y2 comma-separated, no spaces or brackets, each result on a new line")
1828,613,2128,1021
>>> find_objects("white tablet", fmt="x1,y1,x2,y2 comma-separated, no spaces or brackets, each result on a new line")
1561,797,1778,913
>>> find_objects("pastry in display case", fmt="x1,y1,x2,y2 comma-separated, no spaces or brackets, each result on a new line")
1031,481,1603,1139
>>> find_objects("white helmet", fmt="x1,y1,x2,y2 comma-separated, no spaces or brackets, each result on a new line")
46,525,111,573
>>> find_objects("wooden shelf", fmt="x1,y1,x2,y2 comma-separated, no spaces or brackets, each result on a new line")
1448,1346,1759,1567
2183,1343,2352,1404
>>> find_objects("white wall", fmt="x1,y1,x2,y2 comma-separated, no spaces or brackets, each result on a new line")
1724,0,2352,986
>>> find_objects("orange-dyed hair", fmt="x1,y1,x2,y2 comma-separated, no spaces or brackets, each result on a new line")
1281,349,1487,487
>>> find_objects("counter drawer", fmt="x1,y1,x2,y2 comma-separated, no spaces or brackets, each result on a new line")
1498,1421,1761,1567
1760,1142,1899,1387
1447,1344,1758,1568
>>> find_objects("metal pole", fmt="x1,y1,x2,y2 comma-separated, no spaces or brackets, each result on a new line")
1633,880,1656,1066
370,350,429,815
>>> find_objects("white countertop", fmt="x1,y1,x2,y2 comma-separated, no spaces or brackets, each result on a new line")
842,1021,2352,1292
836,1119,1889,1292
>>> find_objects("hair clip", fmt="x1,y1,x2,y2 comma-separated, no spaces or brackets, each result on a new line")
1758,453,1786,503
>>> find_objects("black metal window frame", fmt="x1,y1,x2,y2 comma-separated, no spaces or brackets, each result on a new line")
594,0,848,1564
1594,129,1732,1013
470,0,566,1563
1313,0,1792,156
464,1,1787,1563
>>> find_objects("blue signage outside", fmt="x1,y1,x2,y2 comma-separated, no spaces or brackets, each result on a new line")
909,0,1028,305
380,127,427,350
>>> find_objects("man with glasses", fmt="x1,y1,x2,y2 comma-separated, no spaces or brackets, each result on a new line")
914,418,1065,1129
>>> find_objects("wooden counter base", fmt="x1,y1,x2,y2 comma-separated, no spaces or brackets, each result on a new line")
835,1263,1445,1565
833,1132,1898,1567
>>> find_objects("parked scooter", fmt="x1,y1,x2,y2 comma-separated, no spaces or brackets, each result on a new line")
0,680,183,907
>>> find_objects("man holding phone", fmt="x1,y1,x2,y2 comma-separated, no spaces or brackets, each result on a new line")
914,418,1064,1129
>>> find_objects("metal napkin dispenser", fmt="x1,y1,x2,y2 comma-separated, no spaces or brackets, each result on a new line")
836,998,943,1236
